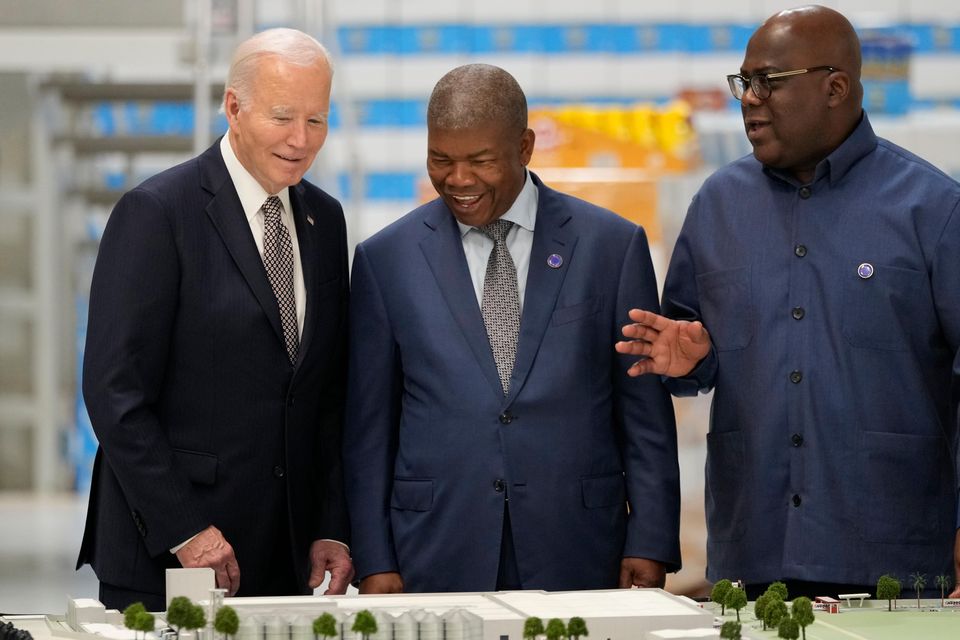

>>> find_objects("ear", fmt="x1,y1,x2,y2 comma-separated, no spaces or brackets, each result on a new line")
224,89,242,129
519,128,536,166
826,70,850,107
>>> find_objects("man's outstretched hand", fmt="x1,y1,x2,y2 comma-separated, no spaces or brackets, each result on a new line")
616,309,710,378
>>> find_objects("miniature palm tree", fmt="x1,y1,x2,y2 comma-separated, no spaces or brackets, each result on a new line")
876,574,901,611
935,575,952,607
763,598,788,631
123,602,147,634
719,620,741,639
566,617,588,640
166,596,194,639
214,605,239,640
725,588,747,622
754,594,770,630
910,572,927,610
544,618,566,640
312,613,337,640
523,616,544,640
790,597,814,640
777,616,799,640
351,610,377,640
711,579,733,615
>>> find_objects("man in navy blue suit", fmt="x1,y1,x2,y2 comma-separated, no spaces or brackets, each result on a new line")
343,64,681,593
78,28,353,610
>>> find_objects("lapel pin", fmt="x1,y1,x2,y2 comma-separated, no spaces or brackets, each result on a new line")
857,262,874,279
306,215,315,226
547,253,563,269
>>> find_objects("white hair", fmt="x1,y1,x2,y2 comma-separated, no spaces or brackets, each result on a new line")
222,28,333,112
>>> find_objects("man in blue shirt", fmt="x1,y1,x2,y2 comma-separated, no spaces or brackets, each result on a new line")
617,5,960,599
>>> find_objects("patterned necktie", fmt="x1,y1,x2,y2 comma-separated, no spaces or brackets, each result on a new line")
480,219,521,395
261,196,299,364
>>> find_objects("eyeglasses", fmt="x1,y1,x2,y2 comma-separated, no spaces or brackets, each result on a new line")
726,66,837,100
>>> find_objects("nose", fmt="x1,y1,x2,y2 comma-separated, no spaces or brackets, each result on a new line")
286,120,308,148
740,84,763,107
447,162,475,187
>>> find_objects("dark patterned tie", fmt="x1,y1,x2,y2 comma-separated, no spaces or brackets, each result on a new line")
480,219,520,395
261,196,299,364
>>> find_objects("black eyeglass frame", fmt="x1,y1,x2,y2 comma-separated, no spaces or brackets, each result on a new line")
726,66,838,100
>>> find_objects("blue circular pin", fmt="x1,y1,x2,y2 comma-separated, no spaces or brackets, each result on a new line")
547,254,563,269
857,262,874,279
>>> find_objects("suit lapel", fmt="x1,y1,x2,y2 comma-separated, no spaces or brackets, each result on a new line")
419,203,505,399
289,183,320,368
508,177,578,402
199,144,286,349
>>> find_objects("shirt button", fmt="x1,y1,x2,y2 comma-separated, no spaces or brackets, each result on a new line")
791,307,805,320
791,433,804,447
790,370,803,384
499,411,514,425
493,479,505,493
792,494,802,507
273,465,285,478
799,186,812,199
794,244,807,258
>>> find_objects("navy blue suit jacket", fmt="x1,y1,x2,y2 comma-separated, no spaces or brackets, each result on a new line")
77,140,350,597
343,174,680,592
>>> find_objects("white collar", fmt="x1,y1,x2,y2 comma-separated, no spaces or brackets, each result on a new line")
220,134,293,223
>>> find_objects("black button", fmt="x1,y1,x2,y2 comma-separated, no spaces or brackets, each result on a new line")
799,186,812,199
499,411,514,425
791,433,804,447
791,307,805,320
273,465,286,478
493,479,505,493
790,370,803,384
792,494,802,507
794,244,807,257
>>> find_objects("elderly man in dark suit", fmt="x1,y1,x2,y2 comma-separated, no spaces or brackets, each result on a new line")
77,28,353,610
344,64,680,594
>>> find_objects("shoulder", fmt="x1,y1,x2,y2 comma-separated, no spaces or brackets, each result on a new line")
537,180,638,236
358,199,443,251
873,137,960,193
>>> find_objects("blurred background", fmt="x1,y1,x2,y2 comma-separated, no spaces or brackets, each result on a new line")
2,0,960,615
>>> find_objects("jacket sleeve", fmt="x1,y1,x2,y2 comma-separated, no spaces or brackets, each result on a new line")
82,187,209,557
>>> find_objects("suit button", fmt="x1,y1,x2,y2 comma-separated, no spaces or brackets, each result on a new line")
273,466,285,478
499,411,514,425
794,244,807,258
791,433,804,447
799,186,812,199
493,479,505,493
792,494,802,507
790,370,803,384
791,307,805,320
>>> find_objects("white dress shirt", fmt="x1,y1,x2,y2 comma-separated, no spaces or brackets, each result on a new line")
456,170,538,313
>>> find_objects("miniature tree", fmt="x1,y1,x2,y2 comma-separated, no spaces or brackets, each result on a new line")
876,574,901,611
184,603,206,637
312,613,337,640
351,610,377,640
523,617,544,640
123,602,147,634
754,593,770,630
711,579,733,615
134,611,156,640
791,597,815,640
767,581,789,602
214,605,239,640
909,572,927,610
935,574,952,607
725,587,747,622
719,620,741,640
567,617,588,640
777,616,799,640
763,598,788,631
166,596,194,639
545,618,566,640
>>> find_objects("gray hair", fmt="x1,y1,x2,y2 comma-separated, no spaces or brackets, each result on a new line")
222,28,333,112
427,64,527,134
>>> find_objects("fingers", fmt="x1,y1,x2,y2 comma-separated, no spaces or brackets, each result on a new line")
175,525,240,595
324,562,356,595
309,540,355,593
215,560,241,596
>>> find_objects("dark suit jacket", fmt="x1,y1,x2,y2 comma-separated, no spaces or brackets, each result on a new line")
343,173,681,592
77,140,350,598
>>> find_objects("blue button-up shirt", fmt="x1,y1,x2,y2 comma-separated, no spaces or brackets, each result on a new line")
664,113,960,586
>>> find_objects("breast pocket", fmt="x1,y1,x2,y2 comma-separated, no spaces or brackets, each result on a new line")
696,266,753,351
842,264,926,351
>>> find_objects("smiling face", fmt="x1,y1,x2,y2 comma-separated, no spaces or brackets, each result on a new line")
225,54,331,194
427,122,535,227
